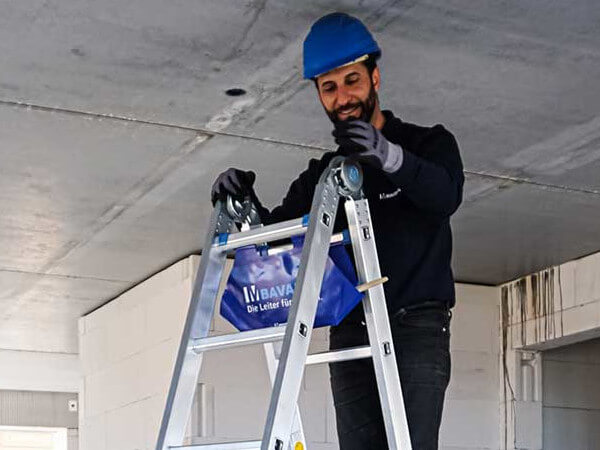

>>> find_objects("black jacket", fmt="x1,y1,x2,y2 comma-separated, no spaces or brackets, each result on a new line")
253,110,464,320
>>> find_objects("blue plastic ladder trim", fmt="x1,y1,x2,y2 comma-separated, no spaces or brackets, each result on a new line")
341,229,351,245
217,233,229,246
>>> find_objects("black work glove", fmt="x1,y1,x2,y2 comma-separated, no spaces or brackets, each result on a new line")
332,119,403,173
210,168,256,205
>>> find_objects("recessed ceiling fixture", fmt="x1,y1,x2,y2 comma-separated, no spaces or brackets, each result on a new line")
225,88,246,96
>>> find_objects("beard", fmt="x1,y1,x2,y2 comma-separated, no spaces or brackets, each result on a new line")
326,81,378,124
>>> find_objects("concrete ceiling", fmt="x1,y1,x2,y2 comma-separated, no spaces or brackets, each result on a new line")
1,0,600,353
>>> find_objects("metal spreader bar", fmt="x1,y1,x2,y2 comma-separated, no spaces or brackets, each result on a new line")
304,345,371,366
155,156,412,450
214,216,308,251
190,326,286,353
171,440,261,449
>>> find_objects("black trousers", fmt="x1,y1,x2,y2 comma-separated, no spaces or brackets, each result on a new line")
329,302,452,450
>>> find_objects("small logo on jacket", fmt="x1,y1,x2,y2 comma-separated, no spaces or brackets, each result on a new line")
379,188,401,200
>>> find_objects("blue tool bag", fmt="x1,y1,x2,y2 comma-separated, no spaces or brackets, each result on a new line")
220,235,363,331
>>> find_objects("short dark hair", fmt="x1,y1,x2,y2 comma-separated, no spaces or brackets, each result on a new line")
362,53,378,76
313,53,378,88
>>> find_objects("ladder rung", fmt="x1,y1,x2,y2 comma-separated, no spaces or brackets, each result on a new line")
305,345,372,365
192,329,373,367
214,216,308,251
266,231,346,256
171,440,261,449
191,327,286,353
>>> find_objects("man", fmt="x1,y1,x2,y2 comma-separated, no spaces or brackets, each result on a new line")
211,12,464,450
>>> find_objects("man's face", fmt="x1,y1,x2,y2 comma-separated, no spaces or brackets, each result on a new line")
316,62,380,124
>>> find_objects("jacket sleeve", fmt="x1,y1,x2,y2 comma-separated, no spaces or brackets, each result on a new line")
386,125,464,217
250,159,320,225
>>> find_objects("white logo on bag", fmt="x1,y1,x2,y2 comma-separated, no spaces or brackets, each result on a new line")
243,283,295,303
243,285,260,303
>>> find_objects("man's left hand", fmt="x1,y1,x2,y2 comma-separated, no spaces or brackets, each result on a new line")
332,120,403,173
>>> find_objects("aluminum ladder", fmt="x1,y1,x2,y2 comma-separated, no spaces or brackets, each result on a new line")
155,156,412,450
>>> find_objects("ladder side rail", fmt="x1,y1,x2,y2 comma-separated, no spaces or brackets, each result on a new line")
156,201,233,450
261,167,341,450
263,343,306,450
344,198,412,450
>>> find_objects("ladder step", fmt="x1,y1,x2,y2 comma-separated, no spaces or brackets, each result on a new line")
305,345,372,365
266,231,346,256
214,215,349,253
170,440,261,449
192,328,373,366
214,216,308,251
191,327,286,353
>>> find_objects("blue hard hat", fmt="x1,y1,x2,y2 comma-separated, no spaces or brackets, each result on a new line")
303,12,381,80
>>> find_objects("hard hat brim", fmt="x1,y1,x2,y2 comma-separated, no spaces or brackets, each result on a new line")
312,54,370,79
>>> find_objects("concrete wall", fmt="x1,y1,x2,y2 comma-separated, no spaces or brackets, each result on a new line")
542,338,600,450
500,250,600,449
0,349,80,393
504,251,600,351
440,284,501,450
78,257,197,450
79,255,501,450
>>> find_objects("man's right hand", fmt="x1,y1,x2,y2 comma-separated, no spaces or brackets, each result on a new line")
210,168,256,205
